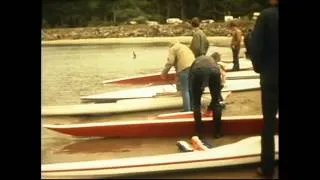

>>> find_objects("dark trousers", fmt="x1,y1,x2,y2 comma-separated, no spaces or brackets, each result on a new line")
232,48,240,71
219,85,224,101
189,67,222,139
260,73,278,174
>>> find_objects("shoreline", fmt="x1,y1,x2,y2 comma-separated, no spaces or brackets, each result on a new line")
42,21,254,47
41,36,235,47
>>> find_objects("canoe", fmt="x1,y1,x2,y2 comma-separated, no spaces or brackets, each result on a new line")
81,79,259,103
156,111,279,120
42,115,278,137
42,92,231,116
41,135,279,179
157,111,212,119
81,84,177,103
103,69,258,85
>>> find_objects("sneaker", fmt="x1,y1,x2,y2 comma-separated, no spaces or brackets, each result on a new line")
214,133,223,139
176,141,194,152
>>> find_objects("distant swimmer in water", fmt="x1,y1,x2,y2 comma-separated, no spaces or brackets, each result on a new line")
133,51,136,59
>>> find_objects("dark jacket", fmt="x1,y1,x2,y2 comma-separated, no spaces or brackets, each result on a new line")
190,28,209,57
250,6,279,75
189,55,220,73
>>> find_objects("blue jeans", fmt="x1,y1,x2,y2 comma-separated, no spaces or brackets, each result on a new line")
178,68,191,111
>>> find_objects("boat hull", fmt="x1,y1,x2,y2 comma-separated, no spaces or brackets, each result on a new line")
81,79,259,103
43,92,231,116
103,68,257,85
43,115,278,137
42,135,278,179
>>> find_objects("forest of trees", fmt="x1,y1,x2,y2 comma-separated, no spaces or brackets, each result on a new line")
42,0,269,28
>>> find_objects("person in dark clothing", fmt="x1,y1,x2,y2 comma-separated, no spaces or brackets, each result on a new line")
189,55,223,139
229,21,242,71
250,0,278,177
244,28,252,59
190,17,210,58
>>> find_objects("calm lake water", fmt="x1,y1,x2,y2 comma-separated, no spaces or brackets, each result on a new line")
41,44,243,106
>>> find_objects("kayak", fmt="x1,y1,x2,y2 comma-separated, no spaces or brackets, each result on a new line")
42,92,231,116
42,115,278,137
157,111,212,119
81,79,259,103
41,135,279,179
103,69,258,85
156,111,279,120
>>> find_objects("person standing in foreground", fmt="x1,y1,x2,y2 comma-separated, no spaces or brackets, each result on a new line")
190,17,210,58
229,21,242,71
189,55,223,139
161,41,195,111
250,0,279,177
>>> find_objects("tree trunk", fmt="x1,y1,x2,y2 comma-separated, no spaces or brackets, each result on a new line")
112,3,117,24
180,0,186,20
166,0,173,18
198,0,207,18
154,0,161,16
113,12,117,24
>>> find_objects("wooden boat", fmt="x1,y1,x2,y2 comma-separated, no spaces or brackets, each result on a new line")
43,115,278,137
42,92,231,116
103,69,258,85
41,135,279,179
81,79,259,103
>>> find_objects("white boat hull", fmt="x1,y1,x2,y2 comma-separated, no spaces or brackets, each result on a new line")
42,135,278,179
82,79,260,103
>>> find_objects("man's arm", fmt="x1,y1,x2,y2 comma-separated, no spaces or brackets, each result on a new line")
190,33,201,57
250,12,265,73
161,48,175,79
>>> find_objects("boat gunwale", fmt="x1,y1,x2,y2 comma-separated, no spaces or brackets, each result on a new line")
43,115,264,129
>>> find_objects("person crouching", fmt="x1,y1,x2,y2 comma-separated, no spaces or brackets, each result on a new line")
189,55,223,139
161,41,195,111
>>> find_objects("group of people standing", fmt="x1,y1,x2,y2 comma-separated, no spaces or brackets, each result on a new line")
161,17,244,139
161,0,278,177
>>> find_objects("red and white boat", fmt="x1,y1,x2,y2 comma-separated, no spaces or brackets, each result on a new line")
103,68,258,85
43,115,278,137
41,135,279,179
156,111,212,119
81,79,259,103
42,92,231,116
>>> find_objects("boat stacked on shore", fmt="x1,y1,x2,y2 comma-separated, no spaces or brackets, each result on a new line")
42,59,259,116
42,59,277,178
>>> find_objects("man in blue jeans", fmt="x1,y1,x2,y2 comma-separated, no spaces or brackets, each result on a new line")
161,41,195,111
